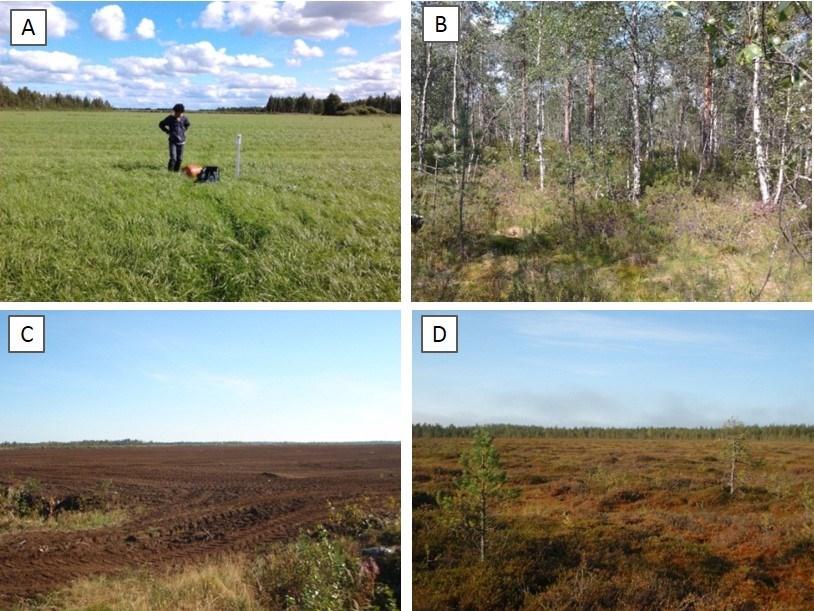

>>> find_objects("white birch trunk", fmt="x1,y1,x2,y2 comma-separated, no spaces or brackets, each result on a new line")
535,6,545,191
630,5,641,203
520,9,529,181
451,45,458,175
753,51,772,206
772,87,792,208
417,43,432,174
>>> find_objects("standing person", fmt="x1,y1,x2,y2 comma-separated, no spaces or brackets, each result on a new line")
159,103,190,172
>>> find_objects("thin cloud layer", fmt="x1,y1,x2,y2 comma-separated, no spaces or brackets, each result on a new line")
507,312,728,349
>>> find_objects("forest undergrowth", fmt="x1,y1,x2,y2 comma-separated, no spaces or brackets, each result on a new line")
413,145,811,301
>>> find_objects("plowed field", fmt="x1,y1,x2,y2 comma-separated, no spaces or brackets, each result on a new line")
0,443,399,603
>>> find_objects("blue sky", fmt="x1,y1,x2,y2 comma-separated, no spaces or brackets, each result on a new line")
1,311,400,442
414,311,814,428
0,1,400,108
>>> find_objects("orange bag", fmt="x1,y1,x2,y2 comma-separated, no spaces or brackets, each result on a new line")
183,164,202,178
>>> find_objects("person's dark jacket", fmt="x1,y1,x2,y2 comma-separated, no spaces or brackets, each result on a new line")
159,114,190,144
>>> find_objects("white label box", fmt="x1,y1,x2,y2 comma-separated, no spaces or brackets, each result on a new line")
421,315,458,353
8,315,45,353
423,6,459,42
10,9,47,46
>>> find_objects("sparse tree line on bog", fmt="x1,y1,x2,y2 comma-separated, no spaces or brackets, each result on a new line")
412,1,811,251
413,422,814,440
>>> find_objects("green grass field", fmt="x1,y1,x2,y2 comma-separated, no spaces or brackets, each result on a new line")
0,111,399,301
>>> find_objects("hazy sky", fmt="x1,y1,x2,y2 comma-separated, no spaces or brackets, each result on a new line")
1,310,400,442
0,1,400,108
413,311,814,428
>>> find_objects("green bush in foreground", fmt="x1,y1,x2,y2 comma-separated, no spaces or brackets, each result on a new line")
2,479,42,518
250,526,397,611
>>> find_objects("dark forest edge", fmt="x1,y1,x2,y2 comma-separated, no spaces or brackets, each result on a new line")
0,85,400,115
413,422,814,440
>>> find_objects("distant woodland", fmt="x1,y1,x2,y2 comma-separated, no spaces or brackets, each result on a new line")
413,423,814,440
0,84,112,110
412,1,812,301
0,84,400,115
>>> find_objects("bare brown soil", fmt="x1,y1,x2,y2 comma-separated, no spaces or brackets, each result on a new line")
0,443,399,604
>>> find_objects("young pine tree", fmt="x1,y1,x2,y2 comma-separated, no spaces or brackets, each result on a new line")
454,429,515,562
722,418,755,496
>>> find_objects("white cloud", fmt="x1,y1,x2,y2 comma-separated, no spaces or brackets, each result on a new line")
113,41,272,76
80,64,118,82
220,70,297,92
111,55,166,77
234,53,273,68
0,2,76,38
7,49,80,73
198,1,227,29
336,46,357,57
197,1,399,40
132,77,166,91
334,50,398,81
163,41,272,72
331,51,400,99
286,57,302,67
291,38,323,58
135,18,156,40
91,5,127,41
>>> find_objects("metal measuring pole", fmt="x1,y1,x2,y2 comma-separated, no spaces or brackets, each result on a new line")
236,134,242,178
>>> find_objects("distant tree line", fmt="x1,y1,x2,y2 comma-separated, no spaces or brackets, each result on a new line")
413,423,814,441
0,84,400,115
264,92,401,115
0,439,393,448
0,85,113,110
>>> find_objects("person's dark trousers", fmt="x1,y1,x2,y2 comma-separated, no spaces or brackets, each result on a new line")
168,142,184,171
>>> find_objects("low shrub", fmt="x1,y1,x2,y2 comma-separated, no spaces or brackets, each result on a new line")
249,526,397,610
2,478,42,518
337,105,386,116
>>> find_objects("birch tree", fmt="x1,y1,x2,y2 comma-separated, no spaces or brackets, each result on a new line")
625,3,642,203
417,43,433,174
534,3,546,191
750,1,772,207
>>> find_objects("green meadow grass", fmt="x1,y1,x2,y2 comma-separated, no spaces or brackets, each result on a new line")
0,111,399,301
